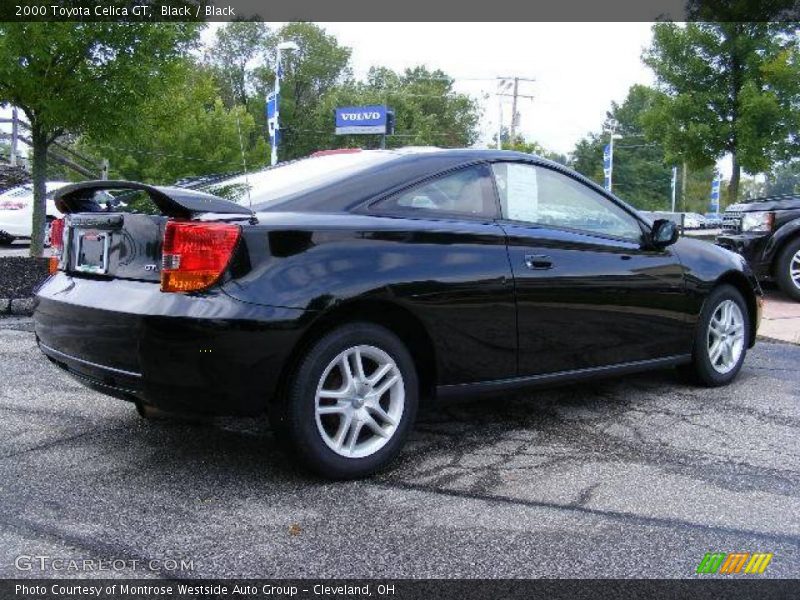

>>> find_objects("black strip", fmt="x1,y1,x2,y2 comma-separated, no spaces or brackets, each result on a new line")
1,0,799,22
437,355,691,397
0,579,796,600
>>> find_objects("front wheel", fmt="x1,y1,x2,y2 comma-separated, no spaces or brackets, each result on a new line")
272,322,418,479
776,238,800,302
683,284,750,387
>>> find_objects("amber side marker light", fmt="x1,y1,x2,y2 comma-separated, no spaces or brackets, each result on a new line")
160,221,241,293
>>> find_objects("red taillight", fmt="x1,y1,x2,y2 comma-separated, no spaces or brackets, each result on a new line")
50,218,65,251
160,221,241,293
48,218,66,274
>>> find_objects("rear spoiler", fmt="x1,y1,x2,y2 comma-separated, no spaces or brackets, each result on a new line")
53,180,254,220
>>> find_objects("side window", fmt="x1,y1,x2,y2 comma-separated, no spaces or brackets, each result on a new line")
373,165,498,219
491,163,643,241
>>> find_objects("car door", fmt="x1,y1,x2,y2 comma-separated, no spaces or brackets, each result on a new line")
490,161,691,377
370,163,518,385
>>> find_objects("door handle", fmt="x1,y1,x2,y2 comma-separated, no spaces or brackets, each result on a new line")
524,254,553,270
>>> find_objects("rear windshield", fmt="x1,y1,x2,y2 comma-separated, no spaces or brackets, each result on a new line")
200,152,395,209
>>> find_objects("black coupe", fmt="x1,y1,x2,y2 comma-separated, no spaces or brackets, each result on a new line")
34,149,762,478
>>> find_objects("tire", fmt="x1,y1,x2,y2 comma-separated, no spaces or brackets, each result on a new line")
775,238,800,302
682,284,750,387
271,322,419,479
0,233,14,246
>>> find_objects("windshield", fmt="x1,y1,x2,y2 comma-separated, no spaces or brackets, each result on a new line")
201,151,396,208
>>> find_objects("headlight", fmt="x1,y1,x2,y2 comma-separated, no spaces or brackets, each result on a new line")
741,211,774,233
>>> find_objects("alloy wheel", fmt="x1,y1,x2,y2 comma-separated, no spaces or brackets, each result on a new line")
315,345,405,459
706,299,745,375
791,249,800,290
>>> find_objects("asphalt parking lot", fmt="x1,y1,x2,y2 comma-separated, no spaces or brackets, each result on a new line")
0,240,30,258
0,316,798,579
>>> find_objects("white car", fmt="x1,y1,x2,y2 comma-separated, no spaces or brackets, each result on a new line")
683,212,707,230
0,181,69,246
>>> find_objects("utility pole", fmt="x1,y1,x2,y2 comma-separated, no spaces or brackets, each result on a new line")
269,41,298,166
495,77,534,150
496,79,511,149
497,92,503,150
509,78,519,145
497,77,535,150
670,166,677,212
10,107,18,167
681,161,688,212
603,119,622,193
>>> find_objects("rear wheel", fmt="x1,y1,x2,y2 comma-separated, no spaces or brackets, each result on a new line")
271,322,418,479
682,284,749,386
0,233,14,246
776,238,800,302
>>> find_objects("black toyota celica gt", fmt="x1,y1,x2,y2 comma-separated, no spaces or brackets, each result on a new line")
35,148,762,478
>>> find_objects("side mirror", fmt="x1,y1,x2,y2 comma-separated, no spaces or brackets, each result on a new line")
650,218,679,248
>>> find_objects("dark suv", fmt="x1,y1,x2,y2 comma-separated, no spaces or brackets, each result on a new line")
717,194,800,301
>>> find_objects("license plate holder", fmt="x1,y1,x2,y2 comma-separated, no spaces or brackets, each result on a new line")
74,230,110,275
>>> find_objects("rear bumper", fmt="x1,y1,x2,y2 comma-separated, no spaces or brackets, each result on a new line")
35,273,309,415
715,233,772,279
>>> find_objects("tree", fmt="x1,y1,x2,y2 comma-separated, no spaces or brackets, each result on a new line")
642,21,800,204
766,161,800,195
205,23,482,160
571,85,673,211
313,66,481,152
0,22,200,256
207,20,269,108
254,22,352,160
491,128,567,164
77,62,268,184
682,165,719,213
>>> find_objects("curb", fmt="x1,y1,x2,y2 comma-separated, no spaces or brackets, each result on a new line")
0,297,35,316
757,334,800,346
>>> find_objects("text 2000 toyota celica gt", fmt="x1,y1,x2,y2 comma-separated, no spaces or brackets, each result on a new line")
34,148,762,478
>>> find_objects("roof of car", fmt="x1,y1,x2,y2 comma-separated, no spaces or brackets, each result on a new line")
249,148,569,213
746,193,800,203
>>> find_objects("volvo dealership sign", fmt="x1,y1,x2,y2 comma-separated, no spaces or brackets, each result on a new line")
335,105,391,135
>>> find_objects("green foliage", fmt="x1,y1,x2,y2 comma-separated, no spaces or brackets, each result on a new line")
207,20,269,107
78,63,268,184
642,21,800,201
0,21,201,256
73,23,482,185
766,160,800,195
315,66,481,152
0,22,201,139
491,128,567,164
571,85,673,211
255,22,353,159
682,165,718,213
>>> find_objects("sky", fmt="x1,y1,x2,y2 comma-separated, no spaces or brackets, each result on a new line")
2,22,732,179
315,22,656,156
